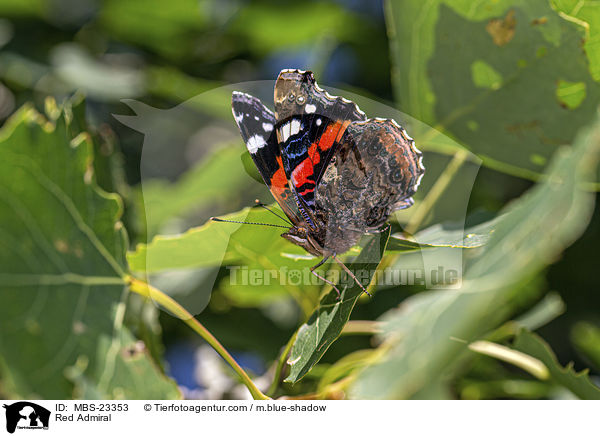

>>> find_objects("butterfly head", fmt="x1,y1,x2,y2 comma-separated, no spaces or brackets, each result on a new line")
281,225,324,257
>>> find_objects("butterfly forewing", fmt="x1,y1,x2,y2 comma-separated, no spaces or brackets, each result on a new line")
272,70,367,211
231,91,301,224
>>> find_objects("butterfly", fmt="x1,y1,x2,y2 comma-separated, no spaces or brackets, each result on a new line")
219,69,425,297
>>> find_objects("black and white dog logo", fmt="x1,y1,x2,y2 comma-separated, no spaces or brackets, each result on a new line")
3,402,50,434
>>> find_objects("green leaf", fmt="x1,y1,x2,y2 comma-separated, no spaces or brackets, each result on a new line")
512,292,565,331
284,227,391,383
386,0,600,179
128,207,307,271
350,110,600,399
229,3,360,55
468,340,550,380
316,349,376,395
128,207,321,308
387,215,500,252
0,101,180,399
571,321,600,372
512,329,600,399
138,145,249,236
98,0,209,61
551,0,600,81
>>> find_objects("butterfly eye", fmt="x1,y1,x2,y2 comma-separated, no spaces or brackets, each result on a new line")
296,95,305,104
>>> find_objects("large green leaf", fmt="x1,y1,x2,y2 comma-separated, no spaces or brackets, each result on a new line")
0,101,180,399
386,0,600,179
513,329,600,399
128,207,307,271
128,207,321,308
284,227,391,383
350,109,600,399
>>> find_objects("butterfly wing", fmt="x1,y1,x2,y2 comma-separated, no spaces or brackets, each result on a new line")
232,91,301,223
273,70,367,211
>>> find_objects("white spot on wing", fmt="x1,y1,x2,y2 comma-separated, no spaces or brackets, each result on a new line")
316,118,322,126
305,104,316,114
246,135,267,154
254,116,259,121
262,123,273,132
290,119,301,136
281,122,291,141
233,111,244,125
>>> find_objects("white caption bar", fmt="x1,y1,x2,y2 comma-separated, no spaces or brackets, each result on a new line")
0,400,597,435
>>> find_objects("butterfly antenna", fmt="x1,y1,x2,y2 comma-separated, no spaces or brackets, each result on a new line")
211,217,289,229
253,199,293,225
333,255,373,297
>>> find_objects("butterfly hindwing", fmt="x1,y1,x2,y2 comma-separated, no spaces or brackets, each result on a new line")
231,91,301,223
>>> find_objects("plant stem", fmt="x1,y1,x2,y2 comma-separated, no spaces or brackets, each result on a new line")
127,276,270,400
405,149,469,234
341,320,382,335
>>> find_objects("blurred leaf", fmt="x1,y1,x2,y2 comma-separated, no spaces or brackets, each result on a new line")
468,340,550,379
571,321,600,371
97,0,209,61
284,227,390,383
350,110,600,399
229,3,360,54
387,215,500,251
50,43,145,100
459,378,551,399
316,349,375,396
512,291,565,331
0,0,44,18
386,0,600,179
512,329,600,399
146,67,227,117
139,145,248,236
0,100,180,399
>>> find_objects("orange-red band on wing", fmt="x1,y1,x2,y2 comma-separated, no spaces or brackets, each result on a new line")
270,156,288,196
290,120,350,190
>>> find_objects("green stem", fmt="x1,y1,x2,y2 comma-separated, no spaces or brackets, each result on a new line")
405,149,469,234
341,320,382,336
127,276,270,400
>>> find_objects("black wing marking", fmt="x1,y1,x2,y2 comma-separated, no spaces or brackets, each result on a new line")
231,91,301,224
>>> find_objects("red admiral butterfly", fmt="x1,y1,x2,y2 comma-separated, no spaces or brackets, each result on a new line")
218,69,425,297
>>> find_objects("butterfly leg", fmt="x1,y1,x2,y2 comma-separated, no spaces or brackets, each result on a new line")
332,255,373,297
310,257,342,300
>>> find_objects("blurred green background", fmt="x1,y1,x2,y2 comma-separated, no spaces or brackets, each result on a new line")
0,0,599,399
